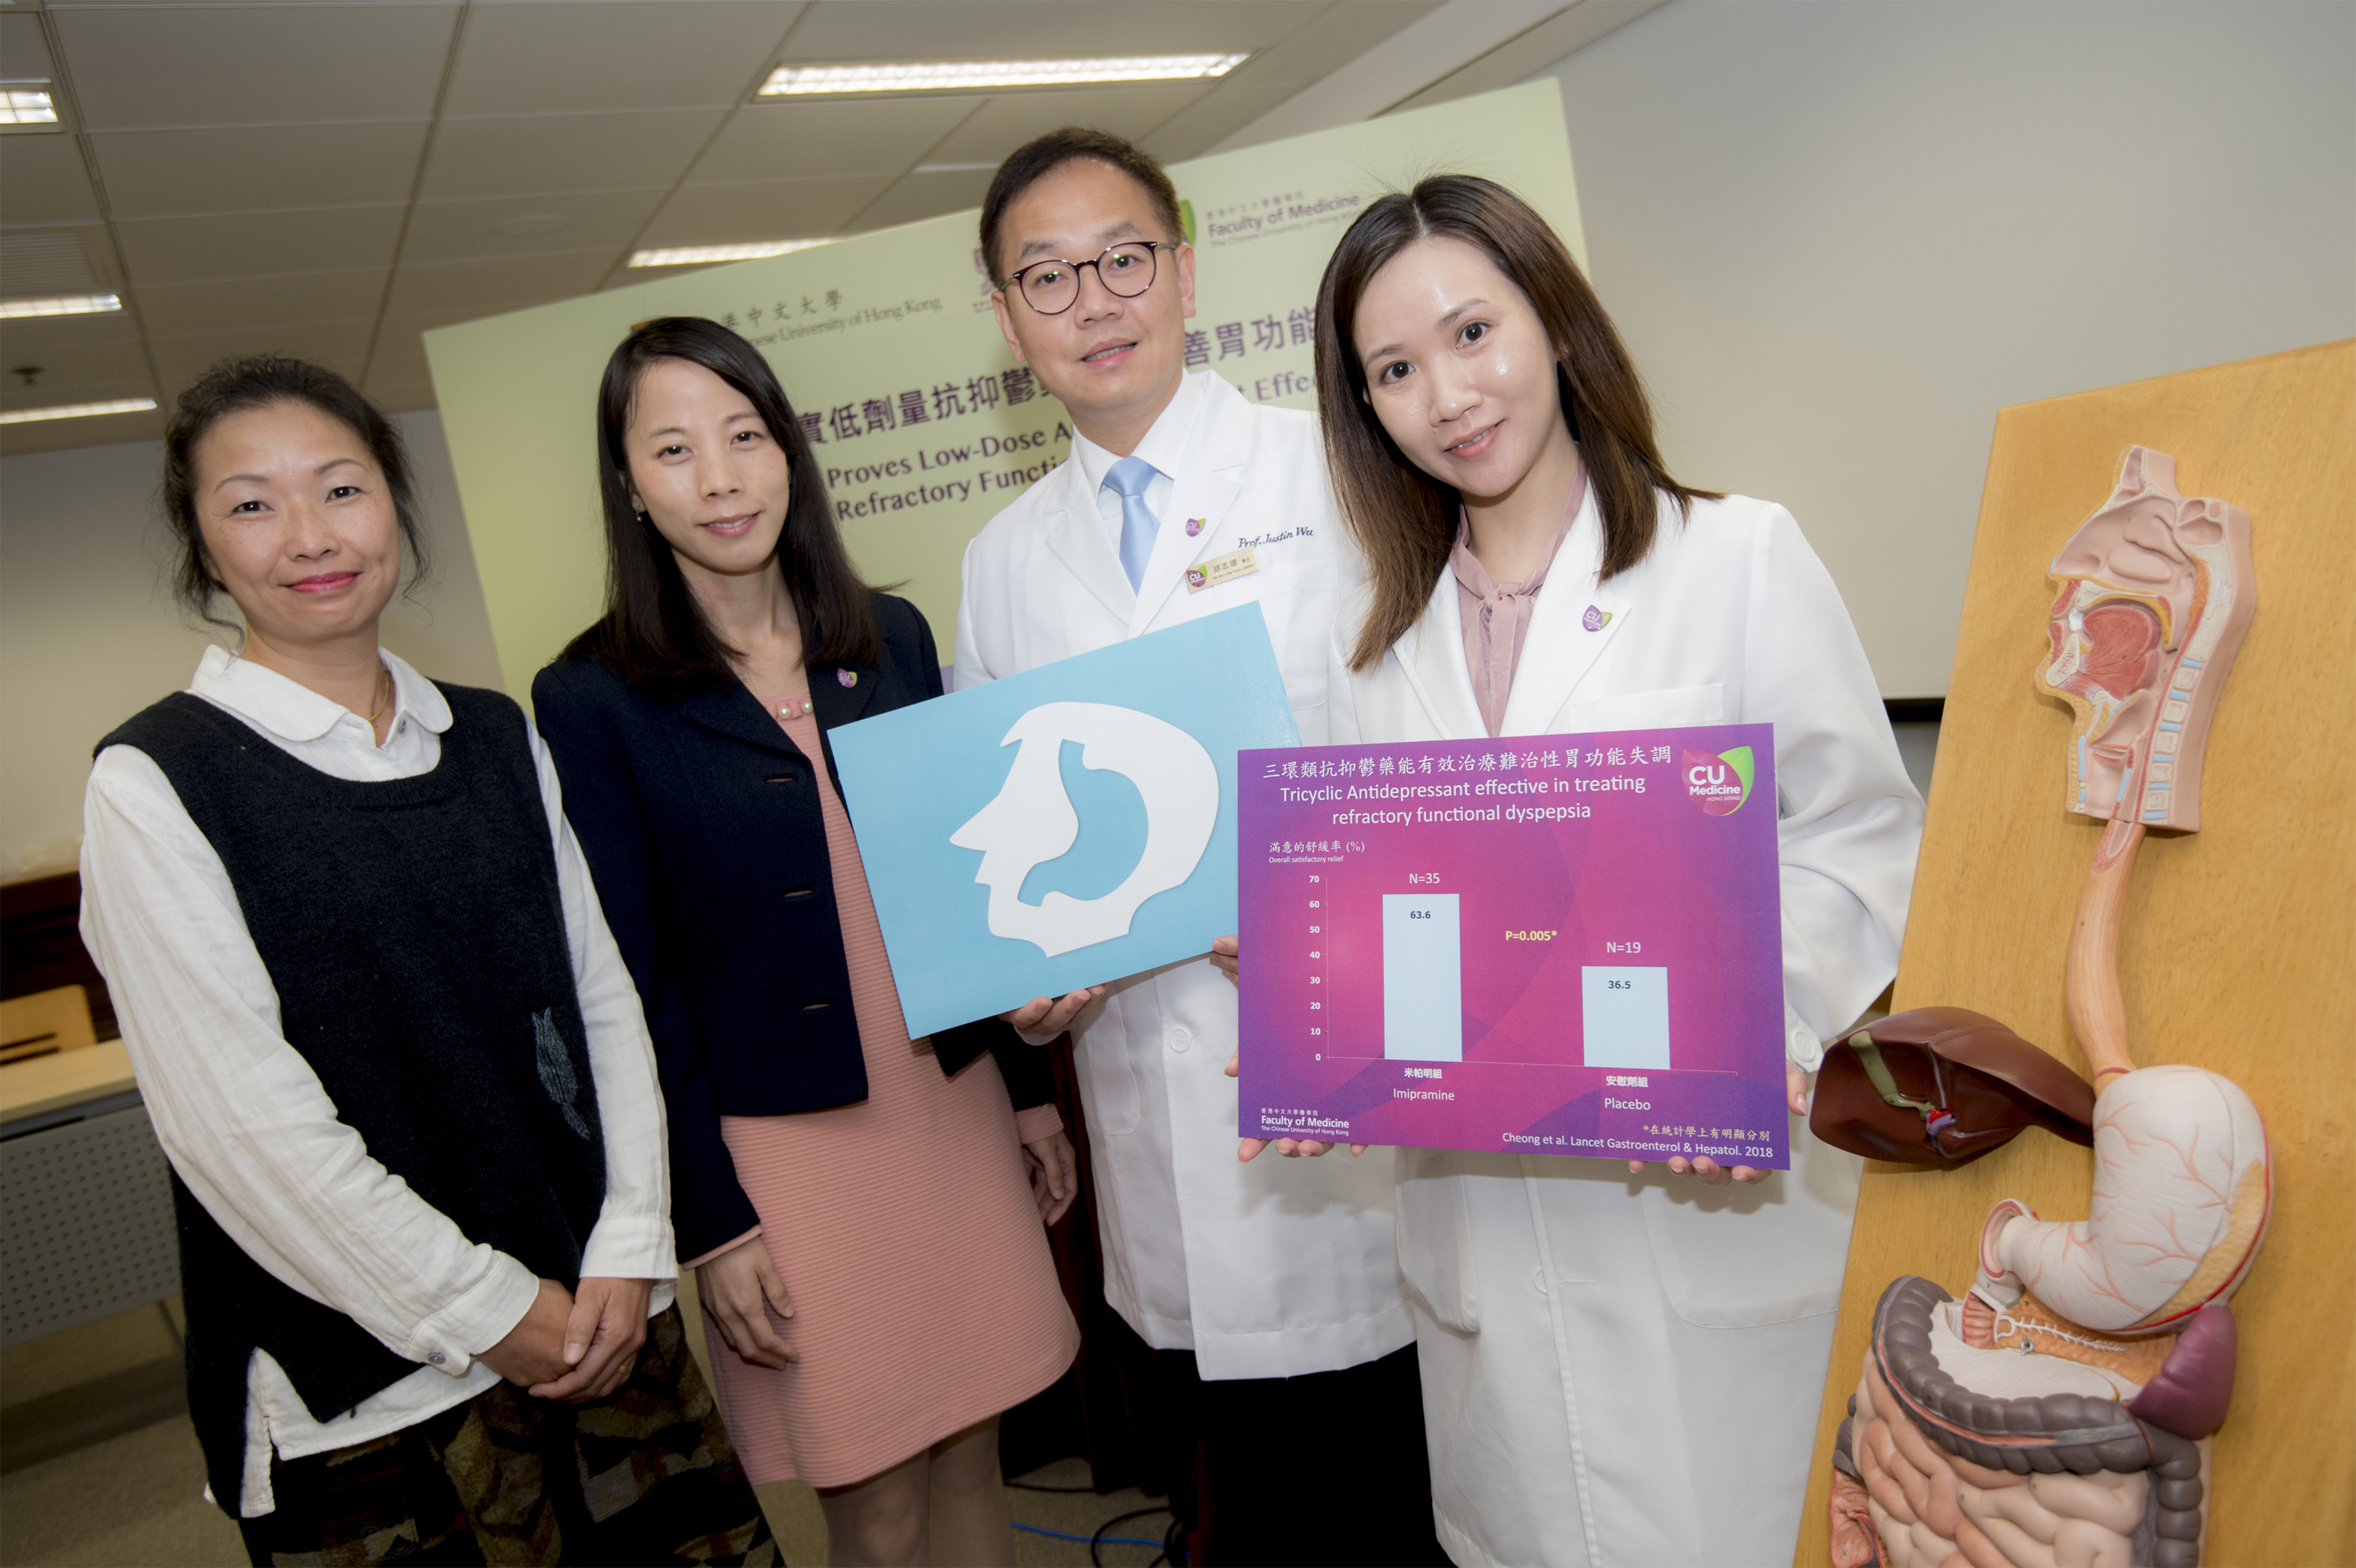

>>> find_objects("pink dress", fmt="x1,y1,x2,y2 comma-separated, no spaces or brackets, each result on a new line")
696,691,1079,1487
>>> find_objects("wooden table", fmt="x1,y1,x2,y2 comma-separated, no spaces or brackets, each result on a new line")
1794,340,2356,1566
0,1041,137,1131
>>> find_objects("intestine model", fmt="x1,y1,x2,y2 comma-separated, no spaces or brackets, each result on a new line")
1827,448,2270,1568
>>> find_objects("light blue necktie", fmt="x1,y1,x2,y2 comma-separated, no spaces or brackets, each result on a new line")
1105,455,1161,591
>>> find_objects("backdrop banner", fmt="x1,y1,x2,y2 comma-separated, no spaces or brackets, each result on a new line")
829,604,1298,1038
423,80,1583,701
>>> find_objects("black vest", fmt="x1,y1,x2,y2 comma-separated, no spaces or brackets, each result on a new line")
98,686,607,1508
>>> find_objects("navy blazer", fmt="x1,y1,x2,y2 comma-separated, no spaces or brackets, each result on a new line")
532,594,1052,1259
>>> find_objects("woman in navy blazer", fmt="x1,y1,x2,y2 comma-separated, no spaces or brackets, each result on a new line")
532,318,1091,1562
533,594,1044,1248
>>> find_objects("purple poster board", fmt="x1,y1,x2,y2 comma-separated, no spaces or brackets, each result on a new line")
1237,724,1789,1168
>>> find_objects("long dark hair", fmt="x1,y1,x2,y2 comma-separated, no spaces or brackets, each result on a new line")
1314,175,1716,672
163,355,429,631
564,316,880,694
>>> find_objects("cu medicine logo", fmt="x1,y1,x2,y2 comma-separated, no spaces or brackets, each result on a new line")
1681,744,1755,817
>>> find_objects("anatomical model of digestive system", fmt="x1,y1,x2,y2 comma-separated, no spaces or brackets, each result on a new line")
1827,448,2271,1568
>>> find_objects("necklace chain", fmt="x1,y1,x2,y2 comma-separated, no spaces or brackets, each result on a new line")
365,663,393,725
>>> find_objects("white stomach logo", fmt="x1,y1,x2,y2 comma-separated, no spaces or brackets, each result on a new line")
949,701,1218,956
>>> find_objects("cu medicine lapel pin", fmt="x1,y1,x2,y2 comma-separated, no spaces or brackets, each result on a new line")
1582,605,1613,632
1185,517,1205,537
837,668,858,688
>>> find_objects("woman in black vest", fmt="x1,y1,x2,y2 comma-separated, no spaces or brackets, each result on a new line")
532,319,1087,1566
79,356,773,1566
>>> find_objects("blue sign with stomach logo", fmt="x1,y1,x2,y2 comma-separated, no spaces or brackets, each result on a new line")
829,603,1300,1038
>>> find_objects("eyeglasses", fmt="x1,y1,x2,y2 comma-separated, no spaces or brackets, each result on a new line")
1004,241,1177,316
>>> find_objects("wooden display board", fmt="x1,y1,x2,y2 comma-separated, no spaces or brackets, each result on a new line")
1796,340,2356,1567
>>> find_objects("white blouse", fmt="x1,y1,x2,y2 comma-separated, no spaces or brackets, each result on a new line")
79,645,674,1515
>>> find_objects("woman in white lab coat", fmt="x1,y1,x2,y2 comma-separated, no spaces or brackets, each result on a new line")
1298,176,1923,1567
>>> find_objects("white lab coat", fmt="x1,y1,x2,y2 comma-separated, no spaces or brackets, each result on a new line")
955,370,1411,1380
1330,484,1922,1567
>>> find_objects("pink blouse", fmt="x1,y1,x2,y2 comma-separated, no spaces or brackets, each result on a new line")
1452,463,1589,736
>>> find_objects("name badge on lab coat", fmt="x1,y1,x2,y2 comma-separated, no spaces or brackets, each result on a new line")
1186,547,1260,594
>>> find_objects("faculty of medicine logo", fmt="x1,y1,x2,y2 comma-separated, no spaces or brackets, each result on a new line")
1185,566,1208,589
1682,745,1754,816
950,702,1218,956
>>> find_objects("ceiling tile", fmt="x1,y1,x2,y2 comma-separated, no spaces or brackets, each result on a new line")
0,406,166,458
917,86,1209,166
0,309,145,362
54,5,460,130
373,306,494,360
637,176,890,247
366,309,478,404
134,270,391,338
92,122,430,219
781,1,1329,60
367,333,430,393
0,137,103,228
685,97,979,185
0,14,57,82
395,187,664,265
1222,1,1443,87
0,338,154,400
382,250,616,316
149,318,376,396
115,206,408,287
442,2,802,116
844,167,995,235
421,108,725,199
0,333,149,431
1141,78,1311,163
364,371,441,415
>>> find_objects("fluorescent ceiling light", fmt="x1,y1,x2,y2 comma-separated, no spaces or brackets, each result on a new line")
759,54,1249,97
628,239,836,268
0,293,123,320
0,86,58,126
0,397,157,426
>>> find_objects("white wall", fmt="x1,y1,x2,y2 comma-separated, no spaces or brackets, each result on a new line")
1531,0,2356,696
0,409,500,878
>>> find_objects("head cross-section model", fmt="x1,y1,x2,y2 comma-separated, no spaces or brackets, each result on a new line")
2035,446,2255,832
950,700,1218,957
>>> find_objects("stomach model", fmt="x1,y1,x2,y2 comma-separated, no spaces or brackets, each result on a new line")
1827,448,2269,1568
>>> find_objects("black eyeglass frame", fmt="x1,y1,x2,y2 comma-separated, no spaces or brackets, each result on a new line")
1001,241,1182,315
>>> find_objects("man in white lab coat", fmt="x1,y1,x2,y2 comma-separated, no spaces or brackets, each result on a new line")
957,129,1440,1564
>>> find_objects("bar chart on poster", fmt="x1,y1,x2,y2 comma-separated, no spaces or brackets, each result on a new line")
1382,894,1464,1062
1237,726,1791,1164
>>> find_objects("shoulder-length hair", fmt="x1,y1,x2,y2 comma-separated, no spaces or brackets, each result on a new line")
163,355,428,632
564,316,880,694
1313,175,1716,672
